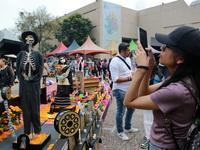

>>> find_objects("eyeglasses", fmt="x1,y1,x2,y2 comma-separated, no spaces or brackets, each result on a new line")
162,45,172,52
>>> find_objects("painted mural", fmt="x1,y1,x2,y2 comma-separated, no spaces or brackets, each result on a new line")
102,1,121,48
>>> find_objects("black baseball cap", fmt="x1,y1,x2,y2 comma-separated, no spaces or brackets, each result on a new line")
119,42,130,51
155,26,200,57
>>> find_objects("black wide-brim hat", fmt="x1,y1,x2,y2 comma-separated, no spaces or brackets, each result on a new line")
21,30,38,46
155,26,200,57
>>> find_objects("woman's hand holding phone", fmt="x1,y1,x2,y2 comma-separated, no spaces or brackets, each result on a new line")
134,41,155,71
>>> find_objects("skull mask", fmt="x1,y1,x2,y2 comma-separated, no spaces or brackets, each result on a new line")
59,56,66,64
25,35,35,45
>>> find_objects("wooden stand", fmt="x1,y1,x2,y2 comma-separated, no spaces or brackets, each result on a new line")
73,78,99,89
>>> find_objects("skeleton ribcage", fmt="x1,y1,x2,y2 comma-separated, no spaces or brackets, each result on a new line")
23,51,36,77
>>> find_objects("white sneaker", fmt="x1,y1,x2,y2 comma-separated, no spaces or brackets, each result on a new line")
117,132,129,140
124,128,139,133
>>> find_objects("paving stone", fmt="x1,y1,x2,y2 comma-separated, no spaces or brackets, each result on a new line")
99,97,146,150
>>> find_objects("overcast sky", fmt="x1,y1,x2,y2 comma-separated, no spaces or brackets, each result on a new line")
0,0,193,31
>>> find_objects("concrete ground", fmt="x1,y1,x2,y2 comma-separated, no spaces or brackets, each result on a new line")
99,96,146,150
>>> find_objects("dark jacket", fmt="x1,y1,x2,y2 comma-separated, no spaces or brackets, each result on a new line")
16,50,44,97
0,65,14,88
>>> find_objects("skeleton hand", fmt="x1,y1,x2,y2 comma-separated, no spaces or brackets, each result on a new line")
60,79,64,83
22,72,29,81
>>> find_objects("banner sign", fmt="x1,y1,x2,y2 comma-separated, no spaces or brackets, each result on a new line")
102,1,121,48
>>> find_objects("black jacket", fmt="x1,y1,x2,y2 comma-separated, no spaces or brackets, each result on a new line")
16,50,44,97
0,66,14,88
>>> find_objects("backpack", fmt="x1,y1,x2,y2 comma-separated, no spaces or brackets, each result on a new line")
164,80,200,150
102,62,107,69
181,80,200,150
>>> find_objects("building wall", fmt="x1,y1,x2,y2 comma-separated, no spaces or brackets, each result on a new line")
44,0,200,59
121,6,138,41
138,0,200,44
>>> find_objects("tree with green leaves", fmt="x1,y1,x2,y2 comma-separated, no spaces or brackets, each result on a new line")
54,12,96,47
14,5,59,55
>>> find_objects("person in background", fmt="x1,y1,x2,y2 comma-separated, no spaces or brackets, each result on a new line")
124,26,200,150
102,58,108,76
0,58,14,89
97,58,101,76
12,62,17,80
87,57,94,76
52,58,58,73
158,63,171,78
42,58,50,86
91,61,98,76
87,57,92,76
100,59,103,75
110,42,138,141
3,56,11,67
107,58,113,89
84,59,87,76
68,57,75,78
140,62,165,149
74,54,85,94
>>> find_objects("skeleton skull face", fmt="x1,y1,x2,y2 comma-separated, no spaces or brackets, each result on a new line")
59,56,66,64
25,35,34,45
76,54,80,60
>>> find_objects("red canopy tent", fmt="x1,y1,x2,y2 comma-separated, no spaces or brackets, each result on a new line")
69,36,110,56
46,41,67,57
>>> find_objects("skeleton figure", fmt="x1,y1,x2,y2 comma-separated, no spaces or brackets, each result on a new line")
16,31,44,137
22,35,36,80
57,56,70,84
50,56,73,112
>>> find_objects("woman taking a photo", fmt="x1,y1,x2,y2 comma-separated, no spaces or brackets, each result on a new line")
0,58,14,89
124,26,200,149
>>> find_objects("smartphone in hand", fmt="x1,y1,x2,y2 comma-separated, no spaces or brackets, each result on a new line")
137,27,148,56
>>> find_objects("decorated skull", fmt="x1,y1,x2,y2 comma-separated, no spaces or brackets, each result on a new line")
59,56,66,64
25,35,35,45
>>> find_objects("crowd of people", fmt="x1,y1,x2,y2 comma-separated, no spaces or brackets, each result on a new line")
46,56,111,78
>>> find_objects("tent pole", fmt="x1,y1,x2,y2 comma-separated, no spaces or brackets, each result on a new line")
84,49,86,60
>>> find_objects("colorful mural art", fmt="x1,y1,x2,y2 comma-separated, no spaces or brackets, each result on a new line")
102,1,121,48
105,12,119,35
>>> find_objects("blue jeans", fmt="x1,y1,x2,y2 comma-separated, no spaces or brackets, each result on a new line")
113,89,135,133
148,141,180,150
88,68,91,76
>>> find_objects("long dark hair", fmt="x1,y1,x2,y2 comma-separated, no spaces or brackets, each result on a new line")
150,63,164,85
159,46,200,95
